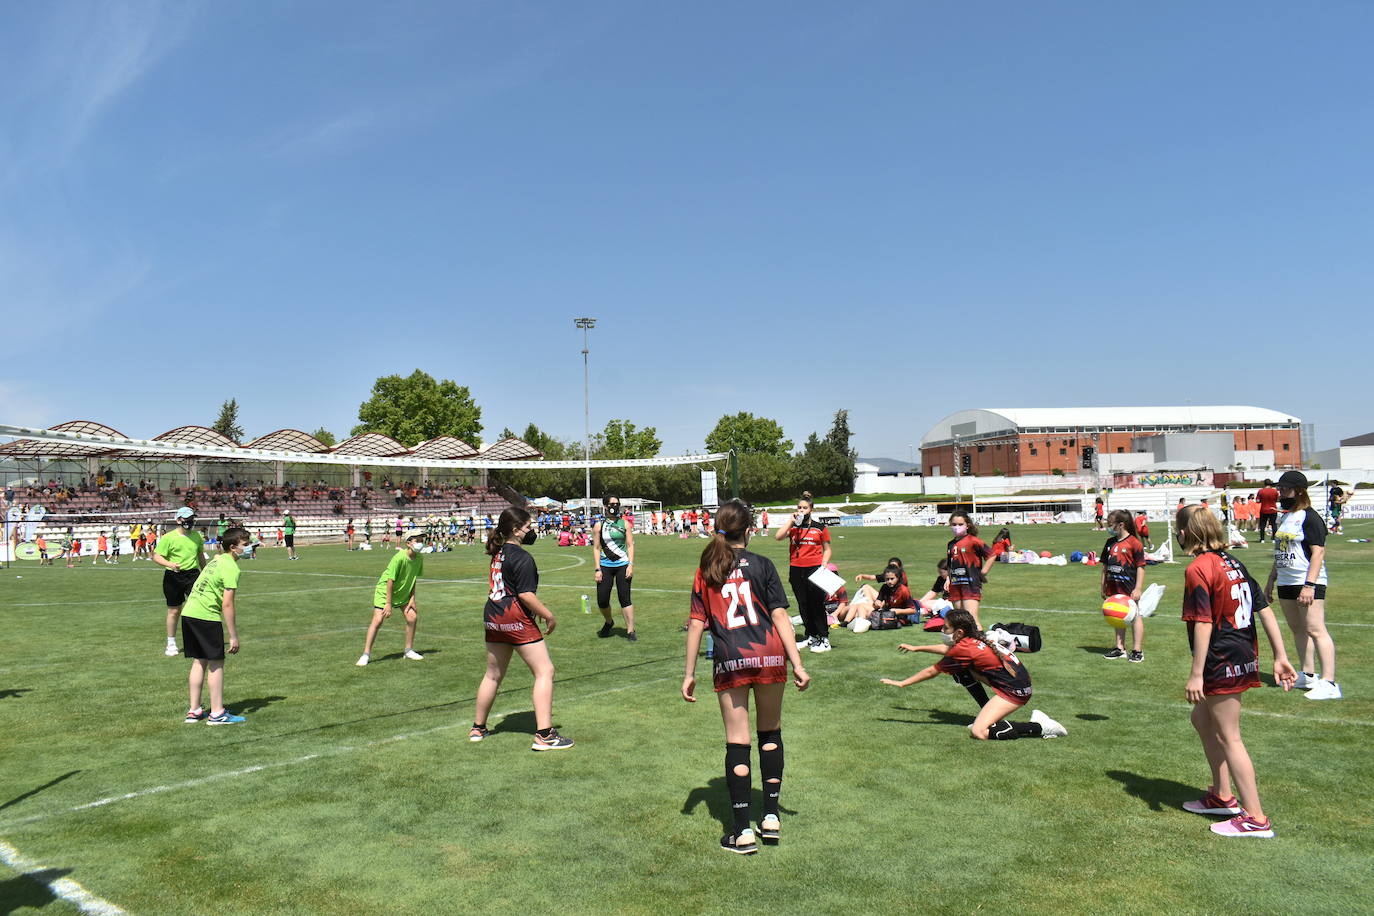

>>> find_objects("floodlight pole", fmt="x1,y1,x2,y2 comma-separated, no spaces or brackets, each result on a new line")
575,317,597,521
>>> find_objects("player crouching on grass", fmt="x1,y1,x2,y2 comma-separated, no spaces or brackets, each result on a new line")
880,609,1066,740
182,527,250,725
357,533,425,666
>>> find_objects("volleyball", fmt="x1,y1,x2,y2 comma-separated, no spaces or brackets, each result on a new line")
1102,594,1138,629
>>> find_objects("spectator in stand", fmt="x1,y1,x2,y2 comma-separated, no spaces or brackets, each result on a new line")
1255,479,1280,542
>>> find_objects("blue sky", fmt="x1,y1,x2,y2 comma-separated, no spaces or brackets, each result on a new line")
2,1,1370,459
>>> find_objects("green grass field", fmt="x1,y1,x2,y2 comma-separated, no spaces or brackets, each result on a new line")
2,522,1372,915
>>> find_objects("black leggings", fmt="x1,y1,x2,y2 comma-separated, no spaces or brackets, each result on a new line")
597,564,632,608
1258,513,1278,540
789,565,827,641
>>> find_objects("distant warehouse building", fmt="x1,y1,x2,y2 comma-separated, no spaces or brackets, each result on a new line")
920,407,1302,476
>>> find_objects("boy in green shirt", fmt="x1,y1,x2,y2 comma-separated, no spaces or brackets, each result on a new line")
181,527,249,724
154,507,207,657
283,509,298,561
357,533,425,666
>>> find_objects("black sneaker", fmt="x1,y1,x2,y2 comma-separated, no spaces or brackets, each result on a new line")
720,829,758,855
1127,650,1145,663
597,622,614,638
1103,648,1127,660
626,631,638,642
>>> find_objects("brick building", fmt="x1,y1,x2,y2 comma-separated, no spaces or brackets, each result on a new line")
920,407,1302,477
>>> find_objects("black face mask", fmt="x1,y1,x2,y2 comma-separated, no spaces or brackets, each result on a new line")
521,528,538,546
606,506,620,517
1279,497,1297,511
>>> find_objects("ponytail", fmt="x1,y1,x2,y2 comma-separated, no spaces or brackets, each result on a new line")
944,609,1010,659
1107,509,1137,538
486,506,531,557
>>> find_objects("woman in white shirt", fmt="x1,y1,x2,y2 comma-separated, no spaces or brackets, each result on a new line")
1264,471,1340,700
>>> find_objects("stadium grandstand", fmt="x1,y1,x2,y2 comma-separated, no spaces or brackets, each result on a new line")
0,420,724,559
920,406,1302,477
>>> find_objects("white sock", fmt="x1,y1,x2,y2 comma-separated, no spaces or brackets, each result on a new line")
167,636,177,645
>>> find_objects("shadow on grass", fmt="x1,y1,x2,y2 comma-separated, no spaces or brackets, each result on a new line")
1106,770,1198,812
0,771,81,814
491,710,538,735
1078,645,1119,655
0,688,32,700
0,868,72,913
231,696,287,715
681,777,796,832
1076,713,1110,721
373,649,444,663
877,708,974,727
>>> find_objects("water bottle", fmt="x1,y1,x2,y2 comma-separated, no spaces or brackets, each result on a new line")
704,632,714,659
581,594,589,614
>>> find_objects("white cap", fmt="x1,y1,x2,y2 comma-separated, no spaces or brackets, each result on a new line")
175,507,195,520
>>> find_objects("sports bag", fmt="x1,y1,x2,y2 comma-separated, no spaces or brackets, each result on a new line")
991,622,1041,653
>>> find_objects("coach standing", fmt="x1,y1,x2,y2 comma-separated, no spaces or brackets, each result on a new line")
775,491,833,653
283,508,299,560
154,507,206,657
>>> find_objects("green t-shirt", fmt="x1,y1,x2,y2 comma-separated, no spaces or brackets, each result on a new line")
373,549,423,608
217,519,229,537
284,515,296,535
182,554,242,622
155,528,206,571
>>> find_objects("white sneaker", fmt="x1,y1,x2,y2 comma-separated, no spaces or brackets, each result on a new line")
164,644,179,657
403,649,424,661
356,653,370,666
796,636,814,650
1293,672,1317,690
809,638,831,653
1031,709,1067,738
1305,679,1342,700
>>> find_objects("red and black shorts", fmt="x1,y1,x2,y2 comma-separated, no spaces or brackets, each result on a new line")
163,569,200,607
182,617,225,660
1203,651,1260,696
948,584,982,602
713,665,787,693
484,612,544,645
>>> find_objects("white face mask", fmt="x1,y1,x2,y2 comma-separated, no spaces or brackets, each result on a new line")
940,632,956,646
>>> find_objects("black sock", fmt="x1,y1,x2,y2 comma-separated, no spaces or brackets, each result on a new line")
987,720,1042,740
725,743,752,834
758,730,783,818
536,727,555,738
951,671,991,707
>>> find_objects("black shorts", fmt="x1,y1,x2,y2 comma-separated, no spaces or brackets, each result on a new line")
284,534,295,547
1277,584,1327,600
163,569,200,607
182,616,225,660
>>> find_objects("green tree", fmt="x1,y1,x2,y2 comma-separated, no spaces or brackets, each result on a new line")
211,398,245,443
596,419,662,459
351,370,482,447
310,427,337,447
793,410,858,496
704,412,792,457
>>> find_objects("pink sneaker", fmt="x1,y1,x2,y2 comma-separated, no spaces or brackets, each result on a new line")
1182,792,1241,816
1210,813,1274,838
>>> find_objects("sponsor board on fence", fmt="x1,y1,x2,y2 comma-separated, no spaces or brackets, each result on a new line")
839,515,865,527
1343,505,1374,519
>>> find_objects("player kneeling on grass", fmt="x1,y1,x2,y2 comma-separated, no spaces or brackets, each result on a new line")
1175,504,1296,838
880,609,1066,741
357,533,426,666
683,499,810,856
182,527,250,725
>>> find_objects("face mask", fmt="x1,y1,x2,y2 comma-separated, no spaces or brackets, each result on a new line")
1279,497,1296,511
951,524,967,537
940,632,956,646
521,528,538,546
606,506,620,517
179,517,195,528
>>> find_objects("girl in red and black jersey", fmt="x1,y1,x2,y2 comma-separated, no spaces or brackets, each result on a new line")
945,513,988,629
774,491,833,653
1134,511,1153,551
470,507,573,751
1176,505,1296,838
982,528,1014,575
1101,510,1148,662
685,499,809,855
881,609,1066,740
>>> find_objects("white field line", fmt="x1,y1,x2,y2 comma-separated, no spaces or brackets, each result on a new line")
1031,688,1374,728
11,584,369,607
0,673,680,832
0,837,126,914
